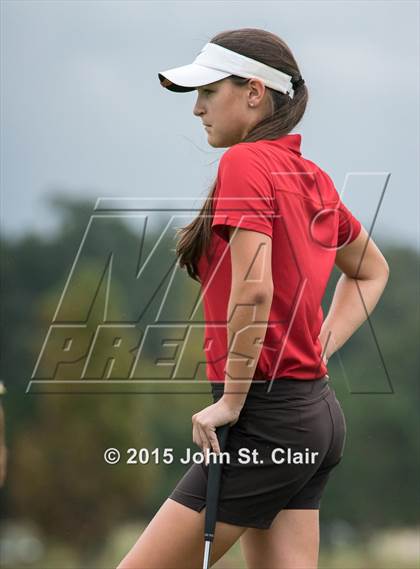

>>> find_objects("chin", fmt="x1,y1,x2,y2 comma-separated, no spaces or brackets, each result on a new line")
207,134,230,149
206,135,219,148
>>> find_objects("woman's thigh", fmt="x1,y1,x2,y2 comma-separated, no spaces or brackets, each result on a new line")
116,497,248,569
240,508,319,569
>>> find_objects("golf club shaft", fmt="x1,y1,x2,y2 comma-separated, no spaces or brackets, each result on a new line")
203,540,212,569
202,423,231,569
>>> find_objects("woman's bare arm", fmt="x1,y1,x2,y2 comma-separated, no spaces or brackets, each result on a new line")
319,225,390,362
221,227,274,412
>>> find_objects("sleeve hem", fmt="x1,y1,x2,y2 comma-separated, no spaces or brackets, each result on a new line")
211,218,273,242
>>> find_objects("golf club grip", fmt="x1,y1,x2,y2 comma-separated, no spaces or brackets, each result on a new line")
204,423,230,540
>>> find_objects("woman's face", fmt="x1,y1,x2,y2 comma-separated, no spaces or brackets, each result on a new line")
193,77,272,148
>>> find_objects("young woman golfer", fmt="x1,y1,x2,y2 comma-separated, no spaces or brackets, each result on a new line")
117,28,389,569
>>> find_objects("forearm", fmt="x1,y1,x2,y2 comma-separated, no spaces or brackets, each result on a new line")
319,272,389,360
221,287,273,412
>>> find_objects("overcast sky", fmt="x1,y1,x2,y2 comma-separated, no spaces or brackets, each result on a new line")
1,0,419,249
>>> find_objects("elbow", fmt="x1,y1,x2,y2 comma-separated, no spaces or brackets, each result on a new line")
231,283,274,305
381,261,390,281
377,249,390,280
369,261,390,291
353,260,390,282
251,285,274,305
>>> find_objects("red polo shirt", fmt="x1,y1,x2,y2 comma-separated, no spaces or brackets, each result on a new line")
197,133,362,382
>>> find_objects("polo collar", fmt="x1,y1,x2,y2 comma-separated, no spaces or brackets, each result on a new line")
272,133,302,156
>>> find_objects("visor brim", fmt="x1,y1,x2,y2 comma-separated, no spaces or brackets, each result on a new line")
158,63,231,92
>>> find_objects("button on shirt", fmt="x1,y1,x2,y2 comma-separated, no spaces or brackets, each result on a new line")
197,134,362,382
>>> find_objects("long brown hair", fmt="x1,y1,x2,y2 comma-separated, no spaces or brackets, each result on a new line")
175,28,308,282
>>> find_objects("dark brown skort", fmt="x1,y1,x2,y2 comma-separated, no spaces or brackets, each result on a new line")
169,375,346,529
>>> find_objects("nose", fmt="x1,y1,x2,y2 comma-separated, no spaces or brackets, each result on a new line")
193,93,205,118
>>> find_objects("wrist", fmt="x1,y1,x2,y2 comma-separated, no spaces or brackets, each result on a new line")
219,394,244,416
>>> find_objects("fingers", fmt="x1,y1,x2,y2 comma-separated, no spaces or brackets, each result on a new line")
192,419,221,455
200,428,221,466
192,423,204,449
207,429,221,454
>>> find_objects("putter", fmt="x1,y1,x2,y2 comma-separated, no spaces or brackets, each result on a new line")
202,423,231,569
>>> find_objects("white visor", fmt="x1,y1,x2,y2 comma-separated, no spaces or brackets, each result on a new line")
158,42,295,99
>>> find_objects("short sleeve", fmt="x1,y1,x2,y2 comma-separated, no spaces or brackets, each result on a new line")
211,144,276,242
337,199,362,247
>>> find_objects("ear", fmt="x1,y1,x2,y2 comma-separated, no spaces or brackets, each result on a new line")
247,78,266,105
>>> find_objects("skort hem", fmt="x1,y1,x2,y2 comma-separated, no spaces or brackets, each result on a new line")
284,503,321,510
169,491,204,513
168,493,272,530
